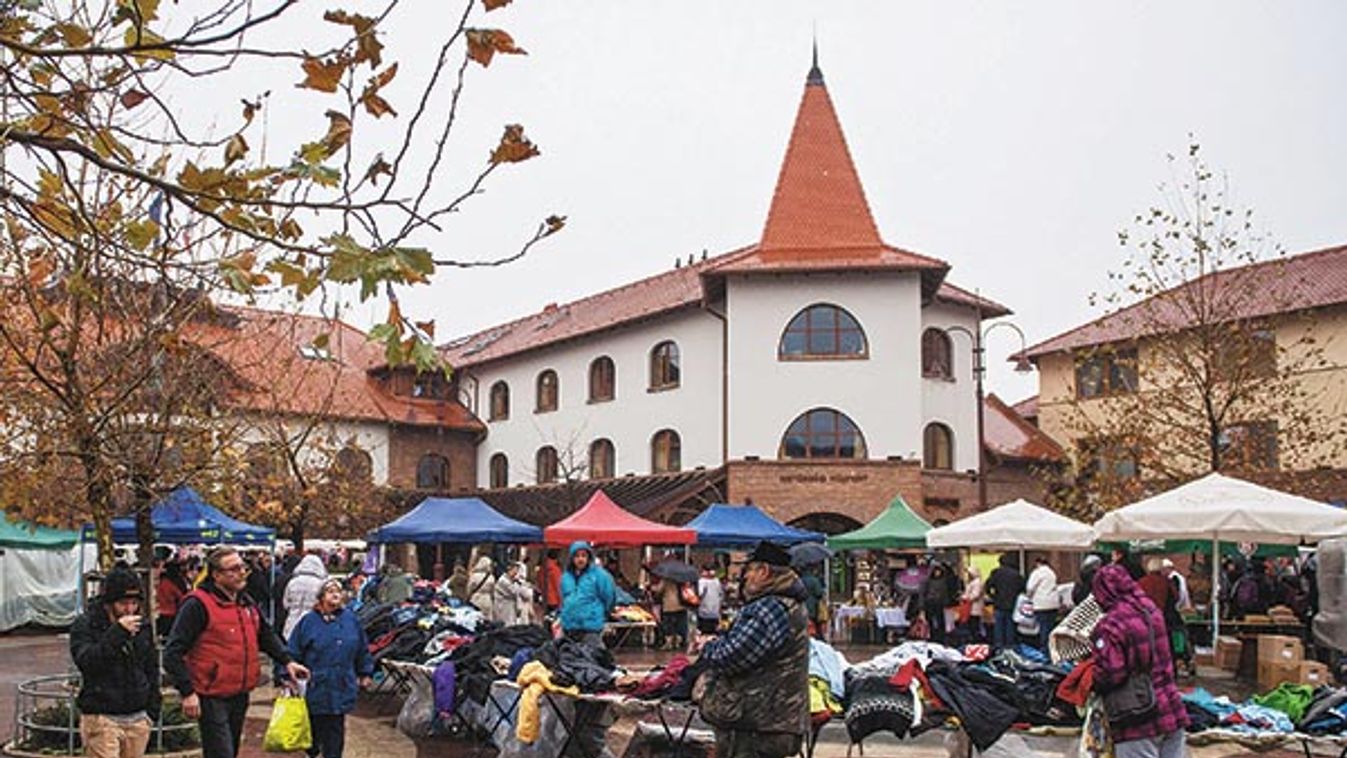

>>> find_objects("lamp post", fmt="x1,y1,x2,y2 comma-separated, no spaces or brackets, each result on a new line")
941,321,1034,511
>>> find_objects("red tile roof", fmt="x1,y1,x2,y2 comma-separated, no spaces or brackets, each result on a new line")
1022,243,1347,359
205,306,483,432
933,281,1012,319
983,393,1064,463
1011,394,1039,421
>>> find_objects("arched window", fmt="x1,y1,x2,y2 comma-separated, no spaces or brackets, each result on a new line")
489,453,509,489
779,304,868,358
779,408,867,459
923,422,955,470
489,381,510,421
589,439,615,479
331,446,373,483
415,453,450,489
536,446,558,484
245,442,289,487
535,369,559,412
921,328,953,379
651,429,681,473
589,357,616,403
649,341,680,390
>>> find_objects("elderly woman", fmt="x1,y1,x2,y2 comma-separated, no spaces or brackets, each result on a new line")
493,562,533,626
287,579,375,758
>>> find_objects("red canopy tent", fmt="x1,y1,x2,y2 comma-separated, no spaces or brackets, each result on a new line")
543,490,696,547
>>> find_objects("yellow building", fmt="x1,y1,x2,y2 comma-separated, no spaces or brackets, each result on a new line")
1019,243,1347,511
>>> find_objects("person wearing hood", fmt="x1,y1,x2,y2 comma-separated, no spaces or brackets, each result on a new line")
283,554,329,639
559,541,616,644
985,553,1024,650
493,562,532,626
70,568,160,758
447,562,468,602
287,579,374,758
699,542,809,758
1090,564,1188,757
1073,554,1104,607
165,548,307,758
467,556,497,617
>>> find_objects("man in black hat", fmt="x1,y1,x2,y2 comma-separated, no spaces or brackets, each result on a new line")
698,542,810,758
69,567,161,758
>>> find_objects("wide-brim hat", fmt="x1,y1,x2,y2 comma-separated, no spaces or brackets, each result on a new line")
739,541,792,568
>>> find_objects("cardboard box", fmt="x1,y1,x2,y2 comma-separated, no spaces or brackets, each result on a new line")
1299,661,1330,686
1215,636,1243,670
1256,635,1304,663
1258,660,1301,689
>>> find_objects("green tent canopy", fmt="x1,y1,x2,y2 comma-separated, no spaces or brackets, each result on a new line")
827,496,932,551
1097,538,1297,558
0,512,78,550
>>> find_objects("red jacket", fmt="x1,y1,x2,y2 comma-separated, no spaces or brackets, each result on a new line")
182,588,261,697
538,559,562,608
157,576,186,618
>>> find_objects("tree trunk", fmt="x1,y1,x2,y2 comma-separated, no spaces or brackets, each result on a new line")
80,443,116,572
133,479,156,569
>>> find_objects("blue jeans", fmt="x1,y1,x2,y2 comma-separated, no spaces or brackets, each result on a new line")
993,608,1015,650
1035,609,1058,652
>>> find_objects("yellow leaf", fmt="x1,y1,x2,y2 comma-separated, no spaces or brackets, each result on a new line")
56,23,91,48
298,56,348,93
123,219,159,251
224,133,248,166
122,27,174,61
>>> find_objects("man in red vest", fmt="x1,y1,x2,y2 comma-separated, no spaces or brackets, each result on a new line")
164,547,308,758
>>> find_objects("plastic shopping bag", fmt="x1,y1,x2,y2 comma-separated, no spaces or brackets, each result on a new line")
263,694,312,753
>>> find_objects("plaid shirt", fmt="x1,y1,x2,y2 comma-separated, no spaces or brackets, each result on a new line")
702,595,791,676
1091,566,1189,742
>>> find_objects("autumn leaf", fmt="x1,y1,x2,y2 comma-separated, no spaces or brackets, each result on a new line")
465,29,526,68
323,10,382,67
122,27,174,61
322,110,352,155
544,214,566,236
364,153,393,186
224,133,248,166
123,219,159,251
490,123,539,164
298,56,348,93
359,63,398,118
241,98,261,124
119,89,150,109
483,0,513,10
56,23,91,48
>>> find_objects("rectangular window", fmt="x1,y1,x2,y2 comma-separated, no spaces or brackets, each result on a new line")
1075,348,1138,399
1219,421,1279,471
1078,437,1140,482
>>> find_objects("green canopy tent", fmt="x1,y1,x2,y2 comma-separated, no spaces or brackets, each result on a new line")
0,515,78,550
1,513,84,631
827,496,932,551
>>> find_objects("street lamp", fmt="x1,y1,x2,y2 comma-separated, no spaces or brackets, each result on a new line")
941,321,1034,511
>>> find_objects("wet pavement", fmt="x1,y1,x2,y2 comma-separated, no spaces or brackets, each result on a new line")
0,630,1331,756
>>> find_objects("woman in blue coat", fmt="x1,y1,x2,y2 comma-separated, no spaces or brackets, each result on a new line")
287,579,374,758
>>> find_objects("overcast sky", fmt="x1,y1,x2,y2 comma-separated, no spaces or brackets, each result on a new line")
219,1,1347,402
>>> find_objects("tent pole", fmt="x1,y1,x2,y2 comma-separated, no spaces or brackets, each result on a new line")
1211,538,1220,642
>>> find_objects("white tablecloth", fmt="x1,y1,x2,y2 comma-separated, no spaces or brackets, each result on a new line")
874,607,909,629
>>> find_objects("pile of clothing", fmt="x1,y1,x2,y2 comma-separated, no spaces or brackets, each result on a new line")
1183,684,1347,736
359,598,485,667
838,641,1078,751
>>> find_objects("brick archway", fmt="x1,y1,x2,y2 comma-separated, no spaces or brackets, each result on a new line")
787,512,862,535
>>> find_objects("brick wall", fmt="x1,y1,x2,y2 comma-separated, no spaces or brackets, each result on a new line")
386,425,479,493
726,459,925,527
921,461,1056,515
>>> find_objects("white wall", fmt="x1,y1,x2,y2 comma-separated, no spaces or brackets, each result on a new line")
236,417,392,486
465,308,723,486
724,272,930,460
919,302,981,472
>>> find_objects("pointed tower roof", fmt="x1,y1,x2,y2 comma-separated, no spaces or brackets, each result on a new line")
710,56,948,284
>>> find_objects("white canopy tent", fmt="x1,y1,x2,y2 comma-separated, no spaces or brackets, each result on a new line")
1093,472,1347,637
927,499,1095,550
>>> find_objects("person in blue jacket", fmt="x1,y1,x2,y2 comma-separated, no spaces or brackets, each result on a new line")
559,541,617,645
287,579,374,758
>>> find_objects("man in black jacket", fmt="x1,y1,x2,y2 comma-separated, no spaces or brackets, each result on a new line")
69,568,160,758
985,553,1024,651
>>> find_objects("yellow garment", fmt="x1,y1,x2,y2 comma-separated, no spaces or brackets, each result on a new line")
515,660,580,744
808,676,842,715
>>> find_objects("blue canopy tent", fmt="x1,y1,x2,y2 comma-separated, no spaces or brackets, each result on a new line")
686,503,825,548
82,486,276,545
367,497,542,544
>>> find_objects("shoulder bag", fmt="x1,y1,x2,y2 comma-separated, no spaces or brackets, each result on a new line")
1101,604,1157,726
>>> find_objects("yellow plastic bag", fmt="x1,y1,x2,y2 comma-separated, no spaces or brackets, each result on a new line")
262,695,312,753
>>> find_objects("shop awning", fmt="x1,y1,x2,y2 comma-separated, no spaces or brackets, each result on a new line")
686,503,825,548
544,491,695,548
85,486,275,545
827,495,931,551
926,499,1093,550
368,497,542,544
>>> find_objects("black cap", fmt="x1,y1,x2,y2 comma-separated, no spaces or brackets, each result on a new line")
743,542,792,568
101,568,144,604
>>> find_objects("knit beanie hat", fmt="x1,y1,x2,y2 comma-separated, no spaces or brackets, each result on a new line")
102,568,144,604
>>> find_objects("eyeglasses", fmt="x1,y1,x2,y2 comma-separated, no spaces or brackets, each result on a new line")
217,564,250,575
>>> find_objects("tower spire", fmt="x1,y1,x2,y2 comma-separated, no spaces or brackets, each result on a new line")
808,33,824,85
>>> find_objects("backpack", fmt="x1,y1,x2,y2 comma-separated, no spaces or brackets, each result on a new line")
1232,576,1260,613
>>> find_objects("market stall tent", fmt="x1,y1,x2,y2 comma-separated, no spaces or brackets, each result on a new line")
926,499,1094,550
543,491,695,547
686,503,825,548
827,496,932,551
0,514,91,631
367,497,543,544
84,486,275,545
1092,472,1347,636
